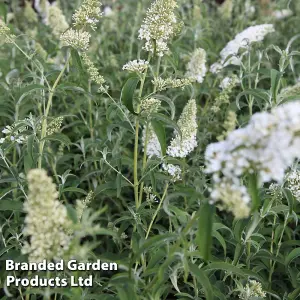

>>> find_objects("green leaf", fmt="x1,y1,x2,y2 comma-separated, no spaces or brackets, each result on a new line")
17,84,45,105
66,204,78,224
289,287,300,300
71,49,84,73
196,202,215,261
236,89,270,109
42,133,71,146
117,172,122,198
121,77,139,115
151,94,176,119
283,188,294,214
0,3,7,22
203,262,264,281
134,233,178,258
62,187,88,195
285,248,300,266
152,113,181,138
151,120,166,156
189,263,213,300
24,152,34,174
248,173,260,212
270,69,282,104
0,200,23,211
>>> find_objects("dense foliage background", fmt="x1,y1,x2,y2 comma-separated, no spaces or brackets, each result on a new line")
1,0,300,299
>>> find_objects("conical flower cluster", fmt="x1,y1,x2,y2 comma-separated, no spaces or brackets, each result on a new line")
143,125,162,158
211,24,274,71
22,169,72,262
205,101,300,218
185,48,207,83
167,99,198,158
138,0,183,57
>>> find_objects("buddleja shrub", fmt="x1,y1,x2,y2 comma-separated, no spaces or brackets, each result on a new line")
0,0,300,299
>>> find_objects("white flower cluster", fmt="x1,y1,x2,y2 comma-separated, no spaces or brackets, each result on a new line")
143,125,162,158
211,24,274,72
60,29,91,51
72,0,103,31
167,99,198,158
22,169,72,263
205,101,300,217
0,124,27,145
286,170,300,201
239,280,266,299
76,191,94,221
81,52,105,85
278,82,300,100
162,163,182,181
185,48,207,83
140,97,161,117
211,179,250,219
138,0,182,57
268,183,282,200
143,100,197,181
122,59,149,73
219,75,239,90
46,116,64,136
143,186,157,203
108,222,128,241
0,19,16,44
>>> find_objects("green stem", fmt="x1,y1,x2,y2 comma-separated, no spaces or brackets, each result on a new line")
145,182,169,239
138,123,150,206
268,214,277,285
248,173,260,212
38,54,70,168
133,53,152,209
145,211,199,291
137,55,160,207
269,213,289,285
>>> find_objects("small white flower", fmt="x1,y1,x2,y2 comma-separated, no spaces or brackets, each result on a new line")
0,138,5,144
2,126,11,134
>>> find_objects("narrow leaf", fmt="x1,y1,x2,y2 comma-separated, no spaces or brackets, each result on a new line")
151,120,166,156
196,202,215,261
121,77,139,115
189,262,213,300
